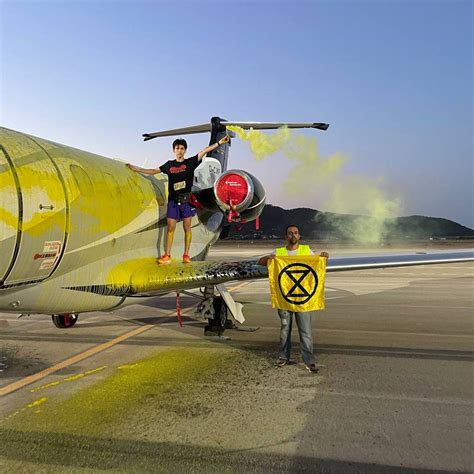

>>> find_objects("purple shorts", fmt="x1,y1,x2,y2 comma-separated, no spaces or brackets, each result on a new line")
167,200,196,221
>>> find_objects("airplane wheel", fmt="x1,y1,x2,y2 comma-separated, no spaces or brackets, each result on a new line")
208,297,228,331
52,313,79,328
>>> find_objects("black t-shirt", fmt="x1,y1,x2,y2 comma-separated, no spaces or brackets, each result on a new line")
159,155,200,201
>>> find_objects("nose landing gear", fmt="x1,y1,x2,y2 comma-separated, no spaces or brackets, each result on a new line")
51,313,79,328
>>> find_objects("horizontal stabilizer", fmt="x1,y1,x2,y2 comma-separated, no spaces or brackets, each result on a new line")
222,121,329,131
143,120,329,141
143,123,211,140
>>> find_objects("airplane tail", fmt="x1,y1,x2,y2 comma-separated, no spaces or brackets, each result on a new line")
143,117,329,232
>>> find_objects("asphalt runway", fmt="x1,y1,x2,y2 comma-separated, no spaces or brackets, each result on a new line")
0,244,473,473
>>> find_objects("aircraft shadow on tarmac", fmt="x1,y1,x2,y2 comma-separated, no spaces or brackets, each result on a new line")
0,428,459,473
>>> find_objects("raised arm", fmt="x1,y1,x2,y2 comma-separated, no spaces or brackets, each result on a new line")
126,163,161,175
197,134,230,160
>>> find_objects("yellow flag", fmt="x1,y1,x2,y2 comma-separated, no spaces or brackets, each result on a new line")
268,256,326,312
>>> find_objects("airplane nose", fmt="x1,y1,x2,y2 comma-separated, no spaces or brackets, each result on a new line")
0,127,67,286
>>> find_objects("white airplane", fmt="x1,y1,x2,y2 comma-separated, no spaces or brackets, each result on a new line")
0,117,472,330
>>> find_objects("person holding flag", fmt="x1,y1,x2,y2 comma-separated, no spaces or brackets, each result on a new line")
258,224,329,373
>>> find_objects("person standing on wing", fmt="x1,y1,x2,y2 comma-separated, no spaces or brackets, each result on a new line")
127,135,230,264
258,224,329,373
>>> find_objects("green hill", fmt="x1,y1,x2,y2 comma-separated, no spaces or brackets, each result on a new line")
222,205,474,242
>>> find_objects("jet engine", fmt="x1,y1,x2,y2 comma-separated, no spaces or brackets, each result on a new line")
213,170,266,223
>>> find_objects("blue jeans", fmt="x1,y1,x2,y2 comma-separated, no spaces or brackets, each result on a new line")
278,310,315,365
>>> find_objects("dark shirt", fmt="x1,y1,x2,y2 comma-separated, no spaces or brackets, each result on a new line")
159,155,200,201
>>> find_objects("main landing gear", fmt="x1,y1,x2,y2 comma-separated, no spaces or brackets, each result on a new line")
51,313,79,328
207,296,233,335
192,286,236,336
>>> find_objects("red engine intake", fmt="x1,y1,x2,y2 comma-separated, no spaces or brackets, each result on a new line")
214,171,253,211
213,170,265,224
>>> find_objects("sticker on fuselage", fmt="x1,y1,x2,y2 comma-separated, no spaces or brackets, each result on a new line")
34,241,62,270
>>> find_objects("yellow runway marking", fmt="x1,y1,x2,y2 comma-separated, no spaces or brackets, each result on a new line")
228,281,251,293
27,397,47,408
30,366,107,393
118,363,139,369
84,366,107,375
63,373,86,382
30,381,61,393
0,324,153,397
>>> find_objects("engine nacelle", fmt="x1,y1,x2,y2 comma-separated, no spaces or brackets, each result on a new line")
213,170,266,223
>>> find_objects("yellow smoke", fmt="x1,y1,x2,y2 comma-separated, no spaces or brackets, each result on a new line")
228,125,290,160
228,126,401,244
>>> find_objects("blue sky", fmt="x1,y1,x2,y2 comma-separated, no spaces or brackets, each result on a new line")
1,0,472,227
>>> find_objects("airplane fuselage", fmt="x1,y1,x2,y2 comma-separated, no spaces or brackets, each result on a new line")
0,127,222,314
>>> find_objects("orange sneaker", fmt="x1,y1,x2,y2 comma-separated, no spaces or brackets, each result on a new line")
157,254,171,265
182,254,191,264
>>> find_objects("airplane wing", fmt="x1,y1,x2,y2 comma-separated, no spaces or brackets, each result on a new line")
76,251,473,297
325,251,474,272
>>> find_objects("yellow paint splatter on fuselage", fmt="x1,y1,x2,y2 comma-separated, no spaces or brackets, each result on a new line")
0,127,162,262
106,257,213,291
0,208,18,231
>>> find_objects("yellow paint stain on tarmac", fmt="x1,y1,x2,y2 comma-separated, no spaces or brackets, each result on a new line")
2,303,194,398
2,348,236,436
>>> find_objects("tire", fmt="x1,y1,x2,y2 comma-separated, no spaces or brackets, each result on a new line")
208,297,228,331
52,313,79,328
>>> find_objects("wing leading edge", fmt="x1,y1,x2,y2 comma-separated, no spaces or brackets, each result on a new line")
326,251,474,272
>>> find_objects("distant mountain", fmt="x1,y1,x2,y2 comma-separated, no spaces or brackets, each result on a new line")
222,204,474,241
